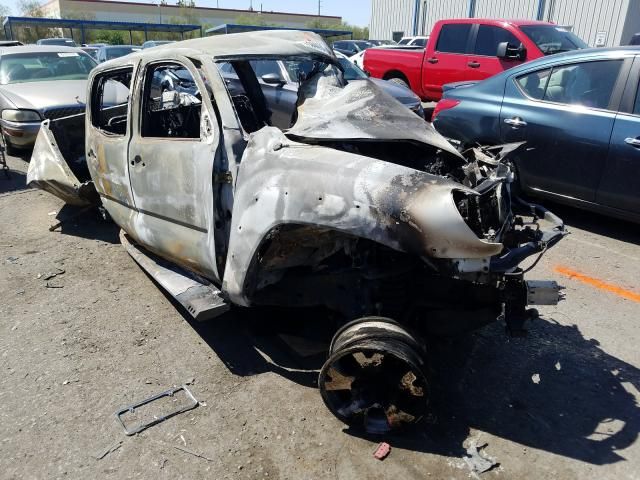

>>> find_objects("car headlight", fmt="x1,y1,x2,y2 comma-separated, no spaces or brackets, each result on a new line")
1,109,42,122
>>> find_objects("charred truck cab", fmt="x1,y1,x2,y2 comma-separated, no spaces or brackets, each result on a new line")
27,31,567,434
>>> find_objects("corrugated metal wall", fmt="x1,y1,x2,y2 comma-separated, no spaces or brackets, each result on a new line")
370,0,416,40
420,0,468,34
370,0,634,46
474,0,539,19
542,0,630,46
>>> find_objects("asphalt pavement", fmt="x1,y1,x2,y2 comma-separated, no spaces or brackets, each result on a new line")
1,153,639,479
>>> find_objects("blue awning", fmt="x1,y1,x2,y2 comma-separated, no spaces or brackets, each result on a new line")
205,23,352,39
3,16,202,42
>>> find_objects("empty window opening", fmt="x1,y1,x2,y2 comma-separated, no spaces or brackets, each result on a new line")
141,62,202,138
91,68,132,136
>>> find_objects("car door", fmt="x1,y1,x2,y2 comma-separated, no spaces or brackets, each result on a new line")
500,58,629,203
86,66,137,222
596,56,640,215
127,58,222,280
422,23,474,100
467,24,527,81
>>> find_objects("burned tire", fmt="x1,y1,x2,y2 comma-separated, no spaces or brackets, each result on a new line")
318,317,429,434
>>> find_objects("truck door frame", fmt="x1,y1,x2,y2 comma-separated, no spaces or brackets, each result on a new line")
126,55,224,281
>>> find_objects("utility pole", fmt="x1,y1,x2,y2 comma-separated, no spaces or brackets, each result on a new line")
318,0,321,16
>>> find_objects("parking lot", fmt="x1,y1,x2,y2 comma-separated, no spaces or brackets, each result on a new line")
2,149,639,479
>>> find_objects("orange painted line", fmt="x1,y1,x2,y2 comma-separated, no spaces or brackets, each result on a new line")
554,265,640,303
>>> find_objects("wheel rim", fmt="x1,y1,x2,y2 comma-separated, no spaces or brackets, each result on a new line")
319,318,428,433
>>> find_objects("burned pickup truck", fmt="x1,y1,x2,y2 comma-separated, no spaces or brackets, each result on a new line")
28,31,566,433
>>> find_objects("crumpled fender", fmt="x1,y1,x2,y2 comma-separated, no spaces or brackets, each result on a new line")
26,120,96,207
222,127,503,306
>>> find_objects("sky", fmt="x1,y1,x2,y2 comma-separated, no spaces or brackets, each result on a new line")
1,0,372,27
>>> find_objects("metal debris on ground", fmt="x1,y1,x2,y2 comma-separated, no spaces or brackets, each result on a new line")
463,443,498,474
172,445,214,462
373,442,391,460
45,281,64,289
94,440,123,460
115,385,199,436
43,268,65,280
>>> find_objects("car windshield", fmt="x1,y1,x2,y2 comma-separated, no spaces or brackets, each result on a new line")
105,47,138,59
0,51,96,84
354,41,372,51
172,67,194,82
336,56,368,80
398,38,411,45
40,39,76,47
520,25,588,54
82,48,99,61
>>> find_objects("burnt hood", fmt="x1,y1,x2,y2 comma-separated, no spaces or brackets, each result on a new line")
286,68,463,159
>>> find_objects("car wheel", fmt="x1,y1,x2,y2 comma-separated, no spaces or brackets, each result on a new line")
388,76,410,89
1,129,18,157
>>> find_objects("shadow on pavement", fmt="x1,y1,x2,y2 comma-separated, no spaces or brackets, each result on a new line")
186,306,639,466
537,201,640,245
54,204,120,244
189,306,334,388
0,168,29,195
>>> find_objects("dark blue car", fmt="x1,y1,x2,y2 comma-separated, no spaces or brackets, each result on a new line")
433,47,640,223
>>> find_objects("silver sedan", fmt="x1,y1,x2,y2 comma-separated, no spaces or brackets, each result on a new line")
0,45,96,153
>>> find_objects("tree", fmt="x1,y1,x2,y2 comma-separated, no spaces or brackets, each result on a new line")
94,30,125,45
0,4,11,40
306,19,369,40
16,0,55,43
64,10,97,43
234,14,283,27
18,0,44,16
163,1,203,40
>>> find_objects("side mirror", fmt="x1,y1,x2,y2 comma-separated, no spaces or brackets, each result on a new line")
497,42,526,61
261,73,285,85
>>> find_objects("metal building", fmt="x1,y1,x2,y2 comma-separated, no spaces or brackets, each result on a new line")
370,0,640,47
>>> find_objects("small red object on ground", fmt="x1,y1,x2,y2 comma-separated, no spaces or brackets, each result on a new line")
373,442,391,460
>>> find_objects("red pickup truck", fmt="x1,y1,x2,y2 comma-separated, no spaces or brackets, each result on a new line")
364,19,588,101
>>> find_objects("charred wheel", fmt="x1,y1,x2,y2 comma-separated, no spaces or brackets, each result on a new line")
318,317,429,434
